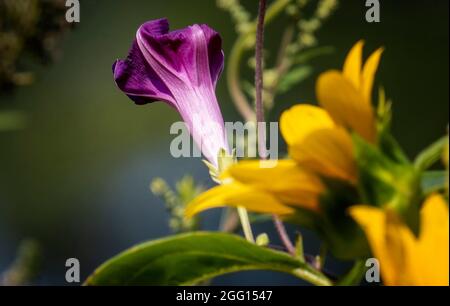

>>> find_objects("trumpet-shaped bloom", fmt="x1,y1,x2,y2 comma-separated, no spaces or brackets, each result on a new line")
350,194,449,286
113,18,228,166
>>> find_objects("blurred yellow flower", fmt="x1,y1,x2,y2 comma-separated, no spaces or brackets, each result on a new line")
291,40,383,182
317,40,383,143
186,41,383,217
350,194,449,286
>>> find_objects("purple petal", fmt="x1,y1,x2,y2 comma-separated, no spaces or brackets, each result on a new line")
139,18,170,37
113,19,175,105
200,24,224,87
113,42,174,105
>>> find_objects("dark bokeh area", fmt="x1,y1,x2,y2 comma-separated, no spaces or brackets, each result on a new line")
0,0,448,285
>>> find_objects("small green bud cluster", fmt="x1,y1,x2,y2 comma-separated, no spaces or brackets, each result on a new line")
151,176,204,233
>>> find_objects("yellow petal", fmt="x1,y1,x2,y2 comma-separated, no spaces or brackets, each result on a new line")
351,196,450,286
349,206,393,283
343,40,364,90
185,182,294,218
291,127,357,184
280,104,336,147
362,48,384,104
223,159,324,212
350,205,418,285
280,104,356,183
317,71,376,142
417,194,449,285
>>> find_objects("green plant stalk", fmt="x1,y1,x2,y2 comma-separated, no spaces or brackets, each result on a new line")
265,25,295,109
219,207,240,233
228,36,256,122
237,206,255,242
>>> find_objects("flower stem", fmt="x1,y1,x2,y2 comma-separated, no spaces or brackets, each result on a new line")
255,0,267,158
255,0,266,123
227,0,292,123
273,215,296,256
265,25,295,110
233,0,268,245
237,206,255,242
254,0,296,257
228,36,256,122
219,207,239,233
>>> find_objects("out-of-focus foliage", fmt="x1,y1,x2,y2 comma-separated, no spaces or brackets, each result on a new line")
0,110,25,131
0,0,72,91
0,239,42,286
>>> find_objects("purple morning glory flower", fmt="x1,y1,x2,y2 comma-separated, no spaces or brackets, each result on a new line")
113,18,229,166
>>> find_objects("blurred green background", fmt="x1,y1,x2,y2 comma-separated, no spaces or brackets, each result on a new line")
0,0,448,285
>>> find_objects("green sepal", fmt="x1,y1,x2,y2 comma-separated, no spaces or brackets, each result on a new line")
353,134,421,235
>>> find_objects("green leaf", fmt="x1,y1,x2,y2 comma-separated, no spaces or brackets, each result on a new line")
293,46,335,65
242,80,255,99
421,171,447,195
277,66,313,94
85,232,332,286
336,260,366,286
414,136,448,171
